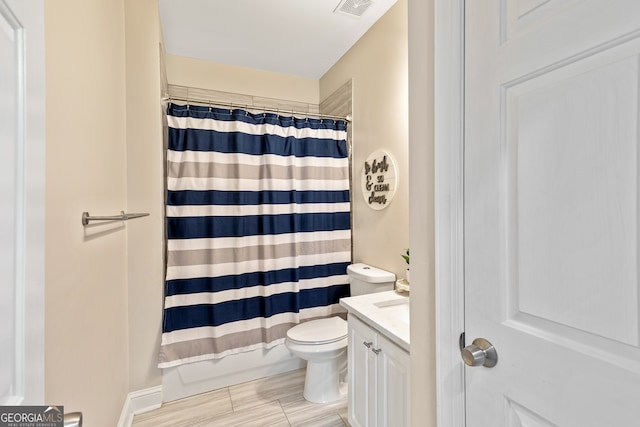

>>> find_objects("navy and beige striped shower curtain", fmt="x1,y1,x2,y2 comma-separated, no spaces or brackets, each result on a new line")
158,103,351,368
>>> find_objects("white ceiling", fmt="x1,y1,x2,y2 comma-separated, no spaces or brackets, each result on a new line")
158,0,398,79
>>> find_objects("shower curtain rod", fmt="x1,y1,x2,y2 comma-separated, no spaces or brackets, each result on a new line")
163,96,352,122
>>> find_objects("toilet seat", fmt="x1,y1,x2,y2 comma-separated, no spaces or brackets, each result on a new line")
286,316,347,345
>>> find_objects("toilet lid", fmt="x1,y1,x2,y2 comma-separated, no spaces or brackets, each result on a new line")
286,316,347,344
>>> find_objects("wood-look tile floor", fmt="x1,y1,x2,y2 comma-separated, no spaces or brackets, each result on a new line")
132,369,350,427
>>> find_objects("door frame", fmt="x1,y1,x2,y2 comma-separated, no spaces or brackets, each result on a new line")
434,0,466,426
0,0,46,404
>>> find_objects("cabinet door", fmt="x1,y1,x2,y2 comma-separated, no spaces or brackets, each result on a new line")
376,333,410,427
348,315,378,427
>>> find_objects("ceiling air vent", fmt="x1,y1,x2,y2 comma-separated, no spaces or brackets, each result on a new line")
334,0,373,17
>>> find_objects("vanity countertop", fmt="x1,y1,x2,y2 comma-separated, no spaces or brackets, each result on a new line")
340,290,410,352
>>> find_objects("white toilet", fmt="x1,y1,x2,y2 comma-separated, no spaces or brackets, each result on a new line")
285,263,396,403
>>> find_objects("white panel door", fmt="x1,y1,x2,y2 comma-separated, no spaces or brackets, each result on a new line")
465,0,640,425
0,0,45,405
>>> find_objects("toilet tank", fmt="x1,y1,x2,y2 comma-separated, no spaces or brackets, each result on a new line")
347,263,396,296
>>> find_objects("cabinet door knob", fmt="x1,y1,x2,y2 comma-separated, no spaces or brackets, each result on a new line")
372,348,382,355
363,341,373,348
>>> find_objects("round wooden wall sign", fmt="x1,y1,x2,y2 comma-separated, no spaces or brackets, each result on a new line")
360,150,397,210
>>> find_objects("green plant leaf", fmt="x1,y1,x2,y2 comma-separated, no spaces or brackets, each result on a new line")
401,248,410,265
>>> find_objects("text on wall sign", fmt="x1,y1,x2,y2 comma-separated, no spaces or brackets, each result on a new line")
360,150,397,210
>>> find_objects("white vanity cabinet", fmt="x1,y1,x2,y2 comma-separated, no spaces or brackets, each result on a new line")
348,314,410,427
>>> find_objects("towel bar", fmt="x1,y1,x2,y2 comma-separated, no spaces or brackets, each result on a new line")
81,211,149,226
64,412,82,427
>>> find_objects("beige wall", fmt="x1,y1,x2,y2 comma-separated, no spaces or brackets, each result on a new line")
407,0,436,425
166,55,319,105
44,0,129,425
45,0,164,425
124,0,164,393
320,0,410,280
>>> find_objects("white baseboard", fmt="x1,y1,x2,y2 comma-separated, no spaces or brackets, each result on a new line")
117,386,163,427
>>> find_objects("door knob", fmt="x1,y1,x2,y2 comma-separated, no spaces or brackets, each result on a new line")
461,338,497,368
